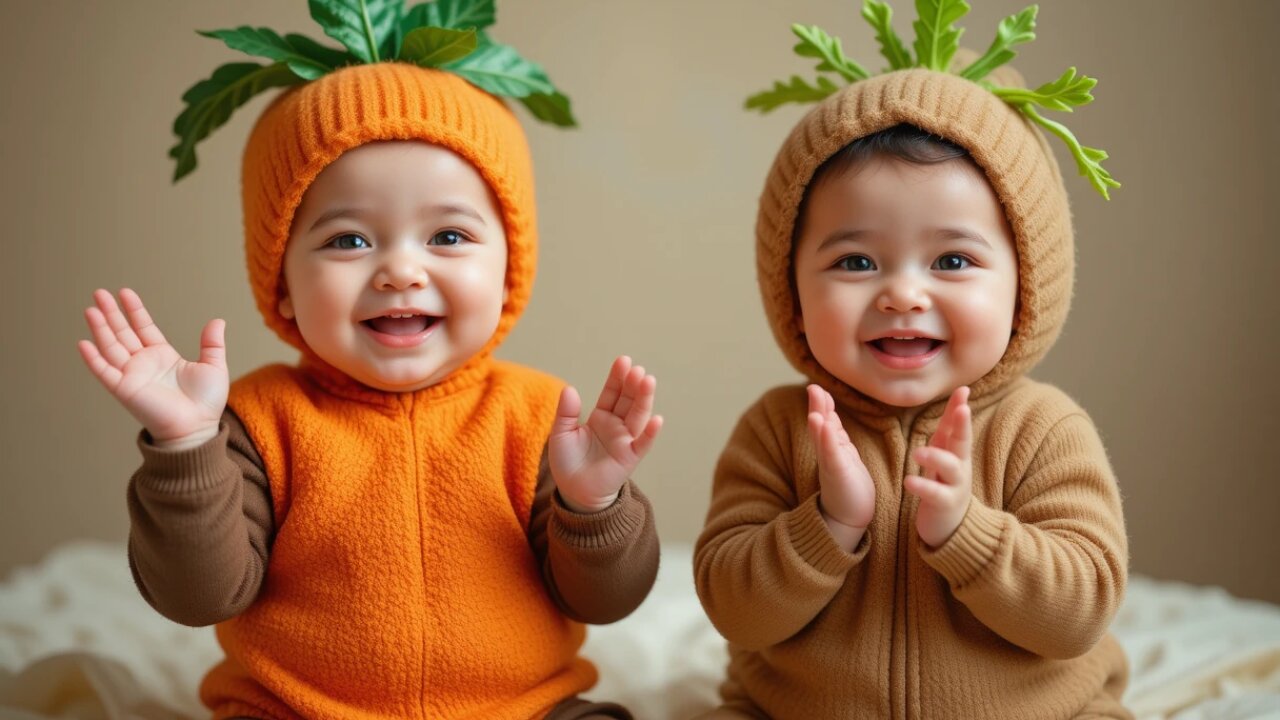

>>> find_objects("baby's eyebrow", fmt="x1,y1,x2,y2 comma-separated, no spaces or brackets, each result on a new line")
306,202,488,232
818,228,875,251
309,206,371,232
933,227,992,249
426,202,486,225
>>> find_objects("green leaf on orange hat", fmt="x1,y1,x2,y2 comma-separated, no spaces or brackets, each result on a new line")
912,0,970,72
402,0,495,34
308,0,402,63
745,75,841,113
442,32,554,98
398,26,478,67
862,1,913,70
170,0,577,180
169,62,305,182
792,24,869,82
517,91,577,128
197,27,356,81
958,5,1037,81
393,0,493,58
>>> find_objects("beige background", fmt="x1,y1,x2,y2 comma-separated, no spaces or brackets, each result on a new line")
2,1,1278,603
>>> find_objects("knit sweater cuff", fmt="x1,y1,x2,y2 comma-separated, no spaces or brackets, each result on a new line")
134,424,235,494
919,498,1007,588
552,481,646,549
784,494,869,577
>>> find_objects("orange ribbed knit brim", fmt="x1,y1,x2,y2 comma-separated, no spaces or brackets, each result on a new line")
240,63,537,355
756,67,1076,416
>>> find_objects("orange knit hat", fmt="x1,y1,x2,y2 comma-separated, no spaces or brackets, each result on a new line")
240,62,537,355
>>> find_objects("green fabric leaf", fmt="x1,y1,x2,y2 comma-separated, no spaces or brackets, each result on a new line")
402,0,495,33
959,5,1037,81
792,24,868,82
1014,102,1119,199
197,27,351,81
518,92,577,127
308,0,401,63
861,0,913,70
912,0,969,71
398,26,477,67
169,62,303,182
992,66,1096,112
442,33,555,97
285,33,358,72
745,75,840,113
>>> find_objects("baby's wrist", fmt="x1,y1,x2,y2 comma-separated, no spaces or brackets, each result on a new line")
558,489,620,514
151,424,220,451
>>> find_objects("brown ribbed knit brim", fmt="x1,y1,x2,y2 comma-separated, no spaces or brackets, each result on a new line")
757,68,1074,415
241,63,537,355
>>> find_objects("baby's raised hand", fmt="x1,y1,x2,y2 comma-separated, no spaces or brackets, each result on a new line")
548,356,662,513
807,384,876,545
77,289,228,450
904,386,973,548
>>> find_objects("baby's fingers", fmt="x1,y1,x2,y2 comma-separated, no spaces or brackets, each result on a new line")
551,385,582,438
198,319,227,369
630,415,663,458
594,356,631,414
611,364,645,421
903,474,948,505
94,289,143,354
950,398,972,462
623,373,656,437
119,288,168,347
911,446,962,486
84,306,131,369
77,339,123,392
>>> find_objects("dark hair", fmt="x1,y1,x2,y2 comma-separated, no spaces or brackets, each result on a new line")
794,124,974,240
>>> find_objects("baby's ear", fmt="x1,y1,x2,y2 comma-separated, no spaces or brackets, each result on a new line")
278,294,295,320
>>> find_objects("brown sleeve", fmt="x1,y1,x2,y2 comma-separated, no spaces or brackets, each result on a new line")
527,447,660,624
917,413,1128,659
693,393,870,651
126,409,273,627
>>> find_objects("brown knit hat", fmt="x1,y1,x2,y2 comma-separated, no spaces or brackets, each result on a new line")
757,64,1074,416
240,62,537,357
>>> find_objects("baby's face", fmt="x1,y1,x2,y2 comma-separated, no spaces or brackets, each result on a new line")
793,156,1018,408
279,141,507,392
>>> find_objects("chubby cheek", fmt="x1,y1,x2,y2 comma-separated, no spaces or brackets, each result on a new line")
294,268,357,337
440,261,506,346
948,290,1016,371
800,283,865,363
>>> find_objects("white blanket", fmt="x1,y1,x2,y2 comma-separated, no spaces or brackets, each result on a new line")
1,541,1278,720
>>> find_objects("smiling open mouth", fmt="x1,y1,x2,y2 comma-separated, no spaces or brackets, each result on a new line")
363,314,441,336
868,338,944,357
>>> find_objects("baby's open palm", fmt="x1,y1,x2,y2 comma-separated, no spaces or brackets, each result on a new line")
808,384,876,530
77,289,227,446
548,356,662,513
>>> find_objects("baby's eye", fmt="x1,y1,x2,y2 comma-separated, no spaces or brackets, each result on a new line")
428,230,466,246
933,253,972,271
835,255,876,272
327,233,370,250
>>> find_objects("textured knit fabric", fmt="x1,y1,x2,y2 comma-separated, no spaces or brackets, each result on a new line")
240,62,537,356
126,410,660,631
694,67,1130,718
196,357,596,719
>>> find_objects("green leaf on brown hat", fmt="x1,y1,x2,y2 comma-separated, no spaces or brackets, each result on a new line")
743,0,1120,199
